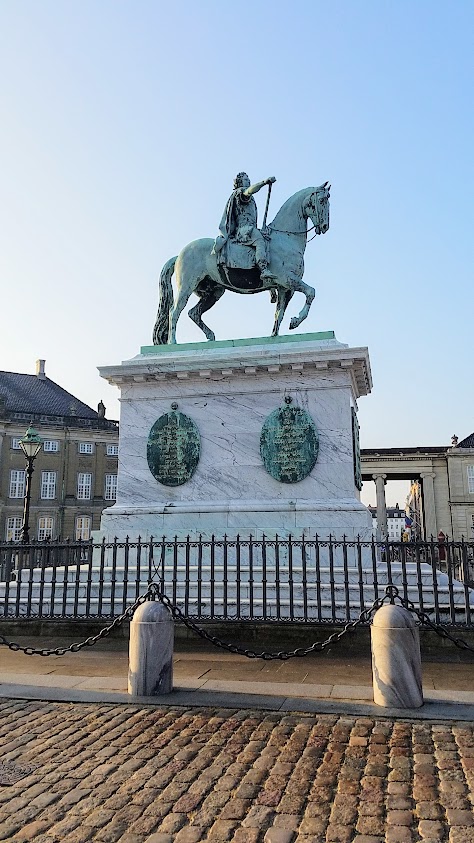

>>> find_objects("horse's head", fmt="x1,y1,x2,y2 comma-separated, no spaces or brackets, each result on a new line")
303,183,330,235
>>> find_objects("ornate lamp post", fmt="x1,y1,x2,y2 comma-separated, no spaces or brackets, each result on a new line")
19,427,42,544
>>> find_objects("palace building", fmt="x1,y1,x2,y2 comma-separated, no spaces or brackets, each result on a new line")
0,360,119,541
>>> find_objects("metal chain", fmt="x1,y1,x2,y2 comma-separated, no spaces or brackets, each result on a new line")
156,591,391,660
392,590,474,653
0,585,159,656
1,582,473,659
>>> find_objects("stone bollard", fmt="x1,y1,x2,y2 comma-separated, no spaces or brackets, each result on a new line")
371,603,423,708
128,600,173,696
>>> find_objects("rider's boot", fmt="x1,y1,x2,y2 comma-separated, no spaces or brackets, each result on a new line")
259,260,276,281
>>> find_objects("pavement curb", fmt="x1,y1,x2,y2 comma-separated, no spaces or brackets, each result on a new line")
1,681,474,721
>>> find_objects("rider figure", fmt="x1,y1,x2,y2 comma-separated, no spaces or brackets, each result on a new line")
213,172,276,280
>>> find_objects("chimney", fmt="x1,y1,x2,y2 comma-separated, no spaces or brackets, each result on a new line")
36,359,46,379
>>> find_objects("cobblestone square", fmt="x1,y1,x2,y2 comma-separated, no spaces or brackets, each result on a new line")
0,701,473,841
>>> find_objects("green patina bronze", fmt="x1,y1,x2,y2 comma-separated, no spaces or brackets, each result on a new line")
260,401,319,483
141,331,336,355
147,409,200,487
352,407,363,491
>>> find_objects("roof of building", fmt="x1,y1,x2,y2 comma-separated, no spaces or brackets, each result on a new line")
0,366,117,430
455,432,474,449
368,506,405,516
361,446,448,456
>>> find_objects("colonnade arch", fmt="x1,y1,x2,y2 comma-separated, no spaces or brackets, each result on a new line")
361,447,450,540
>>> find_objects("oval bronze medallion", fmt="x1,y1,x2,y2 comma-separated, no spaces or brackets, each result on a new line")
260,404,319,483
147,410,201,487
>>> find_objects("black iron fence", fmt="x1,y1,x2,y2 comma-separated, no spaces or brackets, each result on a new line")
0,535,473,626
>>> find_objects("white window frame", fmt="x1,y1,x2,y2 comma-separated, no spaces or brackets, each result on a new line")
38,516,54,541
104,474,117,501
77,472,92,500
43,440,59,453
5,516,22,542
9,469,26,499
41,471,57,500
78,442,94,455
75,516,92,541
106,444,119,456
468,466,474,494
11,437,22,450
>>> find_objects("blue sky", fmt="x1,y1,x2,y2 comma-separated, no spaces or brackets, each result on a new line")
0,1,472,505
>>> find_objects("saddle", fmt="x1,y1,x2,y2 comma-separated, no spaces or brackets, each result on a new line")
224,240,256,270
215,240,264,292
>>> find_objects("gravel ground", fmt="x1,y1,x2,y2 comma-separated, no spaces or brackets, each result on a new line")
0,700,473,843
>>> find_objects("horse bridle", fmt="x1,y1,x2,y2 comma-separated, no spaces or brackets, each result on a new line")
268,187,328,241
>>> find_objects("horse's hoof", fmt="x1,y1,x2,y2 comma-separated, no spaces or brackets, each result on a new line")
289,318,298,330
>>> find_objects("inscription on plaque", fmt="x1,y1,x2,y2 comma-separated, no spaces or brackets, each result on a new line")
260,402,319,483
147,409,200,487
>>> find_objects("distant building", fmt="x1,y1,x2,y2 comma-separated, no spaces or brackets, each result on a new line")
0,360,119,541
362,436,474,541
368,504,406,540
405,481,423,540
446,432,474,541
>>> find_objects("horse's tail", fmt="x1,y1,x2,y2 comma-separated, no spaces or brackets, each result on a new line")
152,256,177,345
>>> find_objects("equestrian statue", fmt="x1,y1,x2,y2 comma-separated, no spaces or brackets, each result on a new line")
152,173,330,344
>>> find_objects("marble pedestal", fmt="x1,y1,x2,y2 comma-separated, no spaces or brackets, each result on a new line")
97,332,373,541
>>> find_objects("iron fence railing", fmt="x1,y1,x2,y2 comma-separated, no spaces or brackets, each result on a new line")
0,535,473,626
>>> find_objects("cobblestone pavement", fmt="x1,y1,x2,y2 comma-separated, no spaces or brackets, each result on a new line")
0,700,473,843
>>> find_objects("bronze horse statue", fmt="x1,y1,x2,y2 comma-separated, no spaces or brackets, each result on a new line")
153,183,330,344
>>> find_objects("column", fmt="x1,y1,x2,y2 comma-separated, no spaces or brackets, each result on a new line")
373,473,388,541
420,472,437,540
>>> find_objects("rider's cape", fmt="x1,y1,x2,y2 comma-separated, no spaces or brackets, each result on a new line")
213,188,246,259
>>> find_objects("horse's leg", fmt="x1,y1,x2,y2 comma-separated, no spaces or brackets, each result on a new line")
288,279,315,330
271,288,294,336
169,270,196,343
168,291,189,343
188,284,224,341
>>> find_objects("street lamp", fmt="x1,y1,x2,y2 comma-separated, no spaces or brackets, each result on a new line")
19,426,42,544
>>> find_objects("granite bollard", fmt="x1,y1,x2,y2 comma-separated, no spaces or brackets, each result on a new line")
371,603,423,708
128,600,173,696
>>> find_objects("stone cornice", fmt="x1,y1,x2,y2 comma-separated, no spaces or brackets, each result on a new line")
446,448,474,458
99,335,372,400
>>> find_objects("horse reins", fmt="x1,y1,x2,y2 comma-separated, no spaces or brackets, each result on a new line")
268,191,326,242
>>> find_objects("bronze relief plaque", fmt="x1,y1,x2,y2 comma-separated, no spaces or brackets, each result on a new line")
260,404,319,483
147,409,201,487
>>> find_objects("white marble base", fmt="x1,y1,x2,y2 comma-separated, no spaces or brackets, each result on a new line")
128,601,174,696
98,333,373,541
96,498,373,542
371,605,423,708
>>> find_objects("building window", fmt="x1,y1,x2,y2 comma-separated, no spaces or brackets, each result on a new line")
43,440,59,453
78,442,94,454
11,437,22,449
468,466,474,494
38,516,54,541
41,471,57,500
106,444,119,456
5,516,22,542
104,474,117,500
75,516,92,541
77,472,92,500
9,469,26,498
